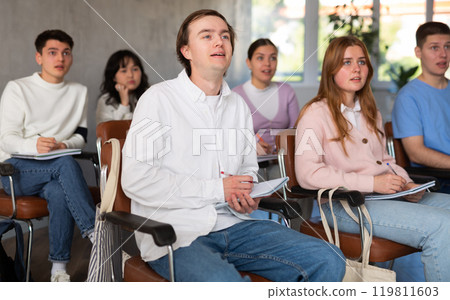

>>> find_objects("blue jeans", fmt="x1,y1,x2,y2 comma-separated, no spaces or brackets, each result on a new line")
1,156,95,262
148,220,346,282
437,178,450,194
321,192,450,282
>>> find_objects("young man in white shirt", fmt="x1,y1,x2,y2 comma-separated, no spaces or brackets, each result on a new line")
122,9,345,282
0,30,96,282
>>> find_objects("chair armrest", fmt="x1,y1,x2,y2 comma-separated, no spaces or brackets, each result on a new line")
259,197,304,219
74,151,100,186
105,211,176,247
0,162,14,176
409,174,437,183
291,185,365,207
405,166,450,180
74,151,99,166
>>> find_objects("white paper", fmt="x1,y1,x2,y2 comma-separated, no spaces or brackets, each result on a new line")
249,177,289,198
365,181,435,200
215,177,289,209
11,149,82,160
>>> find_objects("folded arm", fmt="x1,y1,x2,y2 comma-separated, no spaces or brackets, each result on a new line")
402,135,450,168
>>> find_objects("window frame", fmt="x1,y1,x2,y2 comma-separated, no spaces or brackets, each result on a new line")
287,0,435,89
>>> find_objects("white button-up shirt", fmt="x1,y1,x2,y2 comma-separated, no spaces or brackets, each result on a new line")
122,70,258,262
340,99,362,130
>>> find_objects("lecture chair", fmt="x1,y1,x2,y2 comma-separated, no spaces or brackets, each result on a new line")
275,129,420,267
96,120,303,281
0,152,100,282
384,121,450,180
96,120,132,170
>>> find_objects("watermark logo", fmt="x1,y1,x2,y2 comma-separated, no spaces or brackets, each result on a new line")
192,128,257,156
124,118,171,165
295,128,325,155
124,120,325,165
192,129,223,155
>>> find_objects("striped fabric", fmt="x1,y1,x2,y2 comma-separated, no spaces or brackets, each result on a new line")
87,139,121,282
86,205,114,282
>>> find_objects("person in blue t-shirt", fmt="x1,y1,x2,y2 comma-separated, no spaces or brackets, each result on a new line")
392,21,450,193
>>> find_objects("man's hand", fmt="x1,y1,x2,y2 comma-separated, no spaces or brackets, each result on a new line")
223,175,259,214
36,137,67,153
36,137,57,153
53,142,67,150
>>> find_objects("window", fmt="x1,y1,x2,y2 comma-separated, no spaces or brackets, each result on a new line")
251,0,449,84
378,1,426,84
251,0,305,82
434,0,450,78
318,0,375,80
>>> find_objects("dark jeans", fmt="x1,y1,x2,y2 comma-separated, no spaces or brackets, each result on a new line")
148,220,346,282
1,156,95,262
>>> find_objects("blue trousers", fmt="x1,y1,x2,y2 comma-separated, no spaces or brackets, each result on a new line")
148,220,346,282
437,178,450,194
322,192,450,282
1,156,95,262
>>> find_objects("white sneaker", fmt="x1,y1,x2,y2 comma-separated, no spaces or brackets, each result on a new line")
51,270,70,282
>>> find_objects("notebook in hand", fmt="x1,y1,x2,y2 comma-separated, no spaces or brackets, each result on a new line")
11,149,82,160
365,181,435,200
250,176,289,198
215,177,289,209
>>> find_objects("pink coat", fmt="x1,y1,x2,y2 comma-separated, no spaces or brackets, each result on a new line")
295,100,412,193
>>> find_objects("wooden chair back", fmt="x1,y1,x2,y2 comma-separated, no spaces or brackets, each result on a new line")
384,121,410,168
96,120,132,213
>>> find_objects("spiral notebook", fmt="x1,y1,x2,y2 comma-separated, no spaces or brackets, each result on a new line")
11,149,81,160
365,181,435,200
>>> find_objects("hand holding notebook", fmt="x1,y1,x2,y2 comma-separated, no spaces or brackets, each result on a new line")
365,181,435,200
215,176,289,209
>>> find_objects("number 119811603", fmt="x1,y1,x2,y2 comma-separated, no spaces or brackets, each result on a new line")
373,286,439,297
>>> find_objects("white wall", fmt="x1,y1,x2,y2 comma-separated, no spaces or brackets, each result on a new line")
0,0,395,152
0,0,252,152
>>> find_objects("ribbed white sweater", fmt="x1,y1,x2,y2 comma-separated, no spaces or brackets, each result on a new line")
0,72,88,162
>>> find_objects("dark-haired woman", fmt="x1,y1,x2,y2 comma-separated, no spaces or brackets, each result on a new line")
96,50,150,125
233,38,299,155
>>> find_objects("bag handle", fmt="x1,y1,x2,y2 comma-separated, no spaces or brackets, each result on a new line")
99,138,121,214
317,187,373,266
340,201,373,266
316,187,340,246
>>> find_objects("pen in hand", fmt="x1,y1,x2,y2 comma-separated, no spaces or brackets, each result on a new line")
220,171,258,183
386,163,398,175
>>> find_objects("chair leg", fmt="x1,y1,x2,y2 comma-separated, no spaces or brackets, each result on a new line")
24,219,33,282
111,224,122,282
167,245,175,282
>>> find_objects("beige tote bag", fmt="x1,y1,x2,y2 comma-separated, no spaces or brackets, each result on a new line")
316,187,396,282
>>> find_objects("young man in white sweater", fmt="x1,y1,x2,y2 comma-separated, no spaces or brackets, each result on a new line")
0,29,96,282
